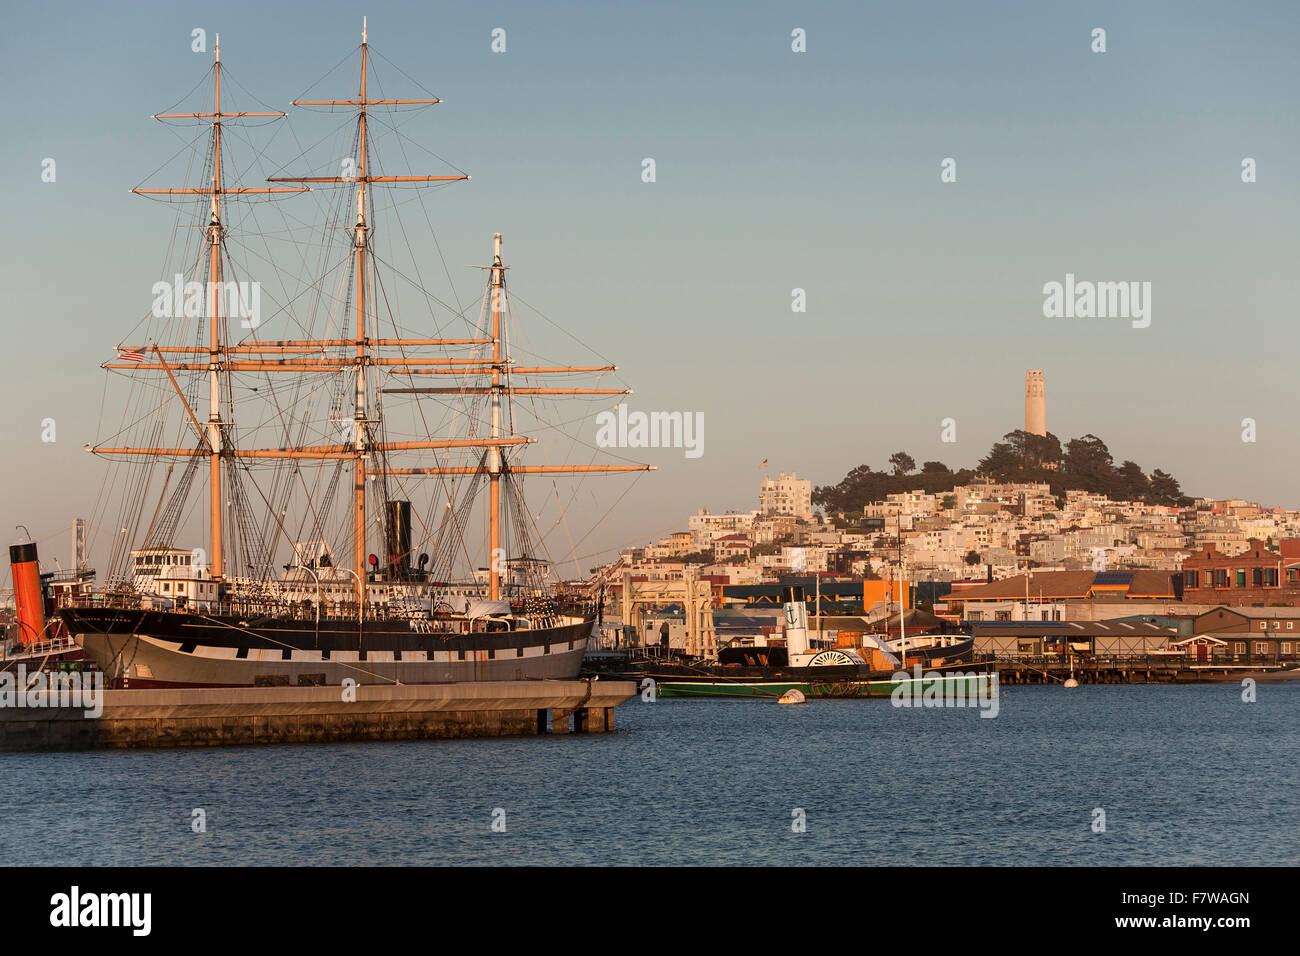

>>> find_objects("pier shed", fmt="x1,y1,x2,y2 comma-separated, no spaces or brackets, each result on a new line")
970,620,1177,658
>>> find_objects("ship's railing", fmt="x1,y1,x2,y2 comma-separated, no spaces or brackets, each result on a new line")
59,591,427,624
55,589,599,630
1,633,81,661
58,591,145,610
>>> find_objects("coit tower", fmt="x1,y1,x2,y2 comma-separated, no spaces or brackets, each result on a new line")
1025,370,1046,436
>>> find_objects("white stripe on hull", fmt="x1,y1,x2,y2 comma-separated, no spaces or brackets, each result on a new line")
76,632,588,686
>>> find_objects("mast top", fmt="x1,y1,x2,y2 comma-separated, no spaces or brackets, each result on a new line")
362,16,367,44
215,33,220,64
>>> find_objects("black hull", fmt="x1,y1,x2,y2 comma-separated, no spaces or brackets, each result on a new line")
647,662,873,683
895,636,975,667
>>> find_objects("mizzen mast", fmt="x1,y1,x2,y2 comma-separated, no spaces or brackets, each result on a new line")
379,233,655,599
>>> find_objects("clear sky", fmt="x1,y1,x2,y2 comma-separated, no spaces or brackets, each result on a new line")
2,0,1298,576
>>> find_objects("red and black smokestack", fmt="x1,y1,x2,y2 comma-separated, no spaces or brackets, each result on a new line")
9,541,47,646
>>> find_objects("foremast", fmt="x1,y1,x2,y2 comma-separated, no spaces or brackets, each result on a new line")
115,34,305,591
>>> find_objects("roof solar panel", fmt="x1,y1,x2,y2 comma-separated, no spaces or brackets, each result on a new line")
1092,571,1135,585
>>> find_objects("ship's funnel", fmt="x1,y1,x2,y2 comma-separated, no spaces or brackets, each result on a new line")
781,584,808,657
9,541,46,646
384,500,412,580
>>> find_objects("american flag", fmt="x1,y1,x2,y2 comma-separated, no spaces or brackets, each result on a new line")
117,348,146,363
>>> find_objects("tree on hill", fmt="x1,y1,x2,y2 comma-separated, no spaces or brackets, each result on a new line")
889,452,916,476
1116,460,1149,501
1148,469,1191,507
1062,434,1115,494
978,430,1062,479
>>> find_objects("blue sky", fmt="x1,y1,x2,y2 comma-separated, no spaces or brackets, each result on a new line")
2,0,1298,573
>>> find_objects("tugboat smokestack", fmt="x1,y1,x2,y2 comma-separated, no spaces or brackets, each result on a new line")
9,541,46,646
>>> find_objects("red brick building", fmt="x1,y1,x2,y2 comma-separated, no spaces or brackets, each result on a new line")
1180,539,1300,606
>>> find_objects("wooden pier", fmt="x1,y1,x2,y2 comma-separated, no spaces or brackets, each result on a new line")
0,679,637,751
990,656,1293,685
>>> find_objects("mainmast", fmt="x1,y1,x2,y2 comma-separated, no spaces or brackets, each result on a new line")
208,34,224,582
352,18,371,606
488,233,504,601
266,17,470,605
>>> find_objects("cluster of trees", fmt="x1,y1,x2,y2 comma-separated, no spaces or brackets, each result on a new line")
812,430,1191,514
675,549,716,564
813,456,981,514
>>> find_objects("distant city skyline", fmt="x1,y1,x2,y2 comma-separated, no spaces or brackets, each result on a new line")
2,0,1298,576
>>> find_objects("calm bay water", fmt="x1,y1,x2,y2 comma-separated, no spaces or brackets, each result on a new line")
2,684,1296,866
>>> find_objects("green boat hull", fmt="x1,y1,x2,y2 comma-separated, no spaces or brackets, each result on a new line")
652,672,994,700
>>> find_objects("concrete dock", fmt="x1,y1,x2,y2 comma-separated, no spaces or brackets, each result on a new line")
0,679,637,751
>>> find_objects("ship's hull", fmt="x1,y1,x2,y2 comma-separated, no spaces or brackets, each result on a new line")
60,607,592,687
649,661,996,700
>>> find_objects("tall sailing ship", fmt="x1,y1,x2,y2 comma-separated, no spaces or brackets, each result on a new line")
54,25,651,688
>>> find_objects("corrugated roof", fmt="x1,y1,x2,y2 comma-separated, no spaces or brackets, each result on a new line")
955,571,1096,600
1198,606,1300,619
970,621,1175,637
955,569,1177,601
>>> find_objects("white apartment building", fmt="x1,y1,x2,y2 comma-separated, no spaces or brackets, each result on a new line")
759,472,812,519
688,509,758,549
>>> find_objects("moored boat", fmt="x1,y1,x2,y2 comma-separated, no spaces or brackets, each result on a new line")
646,588,995,699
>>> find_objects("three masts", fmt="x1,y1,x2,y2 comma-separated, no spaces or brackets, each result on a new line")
93,24,649,617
